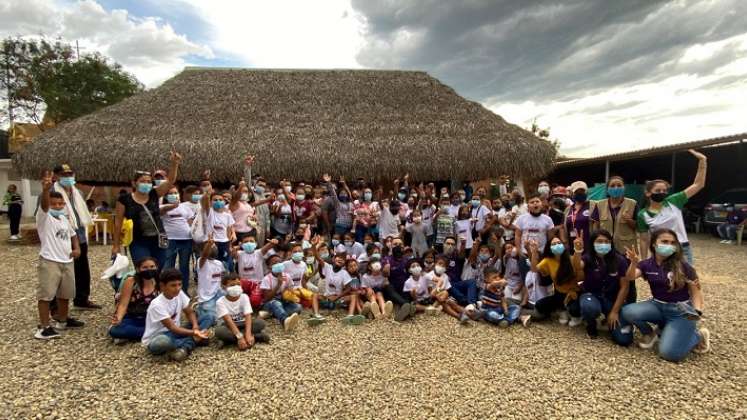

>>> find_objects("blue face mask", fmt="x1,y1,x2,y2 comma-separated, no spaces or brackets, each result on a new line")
154,179,165,186
550,243,566,256
331,239,340,247
478,254,490,262
255,186,265,195
594,243,612,255
137,183,152,194
59,176,76,187
607,186,625,198
212,200,225,210
319,251,330,260
371,253,381,260
471,199,481,207
48,208,65,218
291,252,304,262
655,244,677,257
398,192,406,201
364,192,372,201
191,194,203,203
242,242,257,253
166,194,179,204
272,262,285,274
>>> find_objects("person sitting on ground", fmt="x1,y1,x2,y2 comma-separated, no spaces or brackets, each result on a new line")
109,256,160,343
426,256,472,323
234,235,277,310
214,273,270,350
310,238,366,325
480,267,530,328
402,259,437,316
141,269,211,362
528,236,582,326
260,254,301,332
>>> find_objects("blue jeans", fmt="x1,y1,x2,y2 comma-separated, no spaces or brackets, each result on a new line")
355,224,373,243
147,312,213,355
216,241,233,272
682,243,693,265
165,239,193,292
130,236,166,270
483,304,521,324
335,223,352,236
579,293,633,346
449,280,478,305
717,223,738,240
196,291,225,327
109,315,146,341
262,299,302,324
621,299,700,362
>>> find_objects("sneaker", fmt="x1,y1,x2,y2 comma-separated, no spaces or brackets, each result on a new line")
459,310,471,325
168,348,189,362
693,327,711,354
370,301,382,319
558,311,570,325
394,303,412,322
258,310,271,320
112,338,128,345
725,240,733,245
362,302,372,318
383,301,394,318
283,313,300,332
425,305,440,316
586,322,599,339
34,325,61,340
54,317,85,330
306,315,327,326
254,332,271,344
73,301,102,310
638,332,659,349
519,314,532,328
568,317,583,327
719,239,728,244
9,235,20,241
498,320,510,328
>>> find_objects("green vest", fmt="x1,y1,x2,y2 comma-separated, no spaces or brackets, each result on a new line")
595,198,637,253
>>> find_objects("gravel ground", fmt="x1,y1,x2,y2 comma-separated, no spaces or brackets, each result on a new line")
1,232,745,419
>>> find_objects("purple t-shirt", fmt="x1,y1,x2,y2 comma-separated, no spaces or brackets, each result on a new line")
565,202,591,250
383,255,409,294
637,257,696,302
581,253,629,299
439,253,465,285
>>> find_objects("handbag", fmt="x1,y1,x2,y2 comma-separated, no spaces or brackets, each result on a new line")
140,203,168,249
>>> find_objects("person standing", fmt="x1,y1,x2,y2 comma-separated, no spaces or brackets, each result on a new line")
4,184,23,240
52,164,99,310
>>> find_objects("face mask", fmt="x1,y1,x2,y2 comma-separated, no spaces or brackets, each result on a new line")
655,244,676,257
305,256,315,265
166,194,179,204
137,183,153,194
510,248,518,257
440,205,449,212
503,202,511,209
201,186,210,193
213,200,225,210
277,194,286,202
398,192,406,201
434,265,446,275
726,206,735,212
226,285,243,297
413,217,422,223
242,242,257,253
344,240,354,247
409,266,422,275
650,192,667,203
255,186,265,195
296,194,305,201
574,193,587,203
478,254,490,262
140,269,158,280
371,253,381,260
370,262,382,271
339,195,350,203
594,243,612,255
551,243,566,256
364,192,372,201
530,210,543,217
331,239,340,247
537,185,549,195
240,193,249,201
471,199,481,207
319,251,330,260
154,179,165,186
291,252,304,262
48,208,66,218
392,246,403,258
59,176,76,187
284,186,292,193
607,187,624,198
191,194,202,203
272,263,285,274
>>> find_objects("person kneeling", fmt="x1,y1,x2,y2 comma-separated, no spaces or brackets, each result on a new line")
215,273,269,349
141,269,212,362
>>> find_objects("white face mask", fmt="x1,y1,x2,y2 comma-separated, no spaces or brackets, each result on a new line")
226,285,242,297
370,262,382,271
434,265,446,275
410,266,422,275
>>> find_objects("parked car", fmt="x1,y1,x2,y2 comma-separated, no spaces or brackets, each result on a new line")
704,188,747,227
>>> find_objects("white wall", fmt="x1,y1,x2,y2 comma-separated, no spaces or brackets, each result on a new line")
0,159,41,218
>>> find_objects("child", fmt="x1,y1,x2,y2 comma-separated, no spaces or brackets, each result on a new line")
342,232,366,258
346,259,374,318
234,236,277,311
214,273,270,350
282,242,316,309
434,197,457,252
462,237,497,290
260,254,301,332
311,238,366,325
196,235,227,326
362,258,394,319
480,268,530,327
202,189,236,271
405,209,429,258
34,171,84,339
428,256,471,323
402,259,439,315
500,242,528,307
142,269,212,361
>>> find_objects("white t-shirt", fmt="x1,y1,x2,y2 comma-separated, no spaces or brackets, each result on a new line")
161,203,194,240
403,275,433,301
283,260,307,289
260,273,292,299
197,257,225,303
216,294,253,325
237,250,264,282
515,213,554,253
454,219,474,249
378,208,401,239
471,205,491,231
36,209,76,263
362,273,386,289
496,208,516,239
424,271,451,291
207,208,235,243
448,204,461,218
343,241,366,258
141,291,190,345
321,262,352,297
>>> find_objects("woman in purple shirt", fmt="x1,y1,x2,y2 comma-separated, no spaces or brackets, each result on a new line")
621,229,711,362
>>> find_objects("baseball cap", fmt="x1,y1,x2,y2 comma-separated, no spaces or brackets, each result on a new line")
551,186,568,197
569,181,588,193
53,164,74,175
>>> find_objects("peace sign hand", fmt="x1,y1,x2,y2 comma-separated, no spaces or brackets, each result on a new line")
624,246,639,264
243,154,255,166
573,230,584,252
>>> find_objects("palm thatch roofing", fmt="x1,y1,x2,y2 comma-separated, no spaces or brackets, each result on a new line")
13,67,555,183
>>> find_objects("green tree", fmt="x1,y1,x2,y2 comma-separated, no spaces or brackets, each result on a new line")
530,118,561,158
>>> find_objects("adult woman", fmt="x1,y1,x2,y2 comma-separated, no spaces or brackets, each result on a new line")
160,185,194,292
323,174,354,236
572,230,634,343
4,184,23,240
112,151,182,268
561,181,592,253
590,176,638,254
637,149,707,264
621,229,710,362
353,187,379,242
109,257,160,343
231,180,257,242
528,236,582,325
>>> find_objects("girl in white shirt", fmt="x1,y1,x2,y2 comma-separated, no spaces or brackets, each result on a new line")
196,236,226,326
361,259,393,319
201,189,236,271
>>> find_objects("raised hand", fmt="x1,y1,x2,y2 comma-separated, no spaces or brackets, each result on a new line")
624,246,639,264
170,150,182,164
322,174,331,183
41,170,53,189
573,230,584,252
244,154,255,166
688,149,707,161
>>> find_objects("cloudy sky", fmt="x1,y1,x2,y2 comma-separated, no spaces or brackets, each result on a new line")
1,0,745,157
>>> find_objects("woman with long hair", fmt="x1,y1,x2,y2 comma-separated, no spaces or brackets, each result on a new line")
528,234,582,325
109,256,160,343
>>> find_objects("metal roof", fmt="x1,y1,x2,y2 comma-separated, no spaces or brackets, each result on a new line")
554,132,747,168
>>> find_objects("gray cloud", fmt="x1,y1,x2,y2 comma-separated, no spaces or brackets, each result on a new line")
352,0,747,103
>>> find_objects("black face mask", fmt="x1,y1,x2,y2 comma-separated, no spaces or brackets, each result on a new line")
530,210,543,217
390,206,400,215
650,192,667,203
574,193,587,203
392,246,403,258
140,269,158,280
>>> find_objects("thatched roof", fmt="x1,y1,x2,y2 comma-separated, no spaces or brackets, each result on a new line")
13,68,555,183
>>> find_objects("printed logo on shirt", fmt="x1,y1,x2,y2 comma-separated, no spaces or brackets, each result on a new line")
213,225,225,231
212,272,223,279
55,229,71,241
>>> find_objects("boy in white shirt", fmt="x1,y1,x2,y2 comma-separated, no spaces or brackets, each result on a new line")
34,171,83,340
142,269,211,361
282,242,316,308
311,237,366,325
196,236,226,325
214,273,270,350
260,254,301,332
234,235,277,310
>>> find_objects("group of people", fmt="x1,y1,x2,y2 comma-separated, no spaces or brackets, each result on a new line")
32,149,712,363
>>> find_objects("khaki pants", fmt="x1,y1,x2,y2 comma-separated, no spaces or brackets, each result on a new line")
37,258,75,301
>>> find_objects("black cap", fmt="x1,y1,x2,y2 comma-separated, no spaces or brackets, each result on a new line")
53,164,74,174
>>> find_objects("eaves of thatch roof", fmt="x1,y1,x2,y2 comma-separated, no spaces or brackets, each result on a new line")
13,67,555,183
